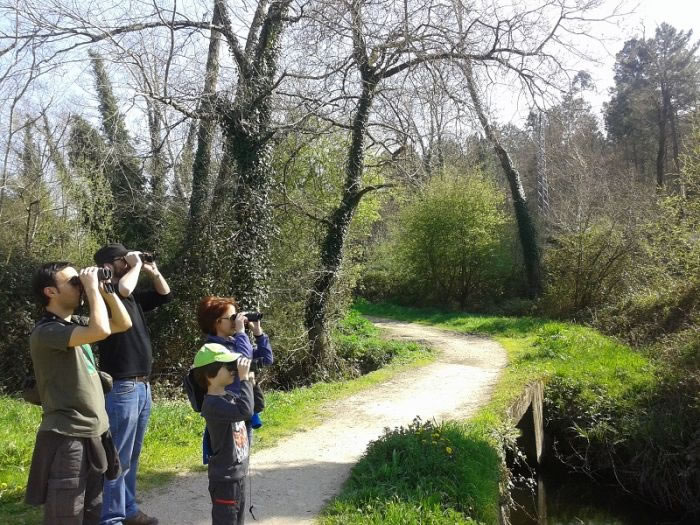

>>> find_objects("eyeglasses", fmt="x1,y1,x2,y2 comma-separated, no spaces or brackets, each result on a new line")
217,313,238,322
66,276,82,287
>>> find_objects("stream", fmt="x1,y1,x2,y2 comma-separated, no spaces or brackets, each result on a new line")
509,467,681,525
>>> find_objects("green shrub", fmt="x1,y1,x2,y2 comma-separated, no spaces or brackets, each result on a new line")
540,218,638,317
0,251,41,392
361,172,514,310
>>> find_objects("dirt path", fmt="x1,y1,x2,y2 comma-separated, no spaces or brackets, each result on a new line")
141,318,507,524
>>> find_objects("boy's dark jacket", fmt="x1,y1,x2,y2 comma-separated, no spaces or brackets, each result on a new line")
200,380,265,481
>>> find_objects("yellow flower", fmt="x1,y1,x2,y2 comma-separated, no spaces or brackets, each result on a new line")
0,482,7,490
446,447,453,455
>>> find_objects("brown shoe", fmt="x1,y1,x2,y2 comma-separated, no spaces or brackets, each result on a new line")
124,510,159,525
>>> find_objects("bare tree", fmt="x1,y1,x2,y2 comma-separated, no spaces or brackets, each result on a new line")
298,0,618,363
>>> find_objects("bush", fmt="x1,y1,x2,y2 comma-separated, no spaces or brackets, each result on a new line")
539,217,638,318
360,172,515,310
0,250,41,392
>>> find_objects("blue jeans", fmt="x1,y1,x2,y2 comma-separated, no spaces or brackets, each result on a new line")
100,380,151,525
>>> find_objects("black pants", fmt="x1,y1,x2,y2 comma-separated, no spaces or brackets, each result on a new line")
44,437,103,525
209,478,246,525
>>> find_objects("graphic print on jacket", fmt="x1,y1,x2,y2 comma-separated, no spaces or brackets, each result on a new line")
232,420,249,463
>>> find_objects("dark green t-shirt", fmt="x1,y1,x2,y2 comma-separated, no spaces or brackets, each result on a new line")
29,317,109,437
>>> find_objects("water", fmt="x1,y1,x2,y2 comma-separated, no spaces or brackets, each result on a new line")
509,468,682,525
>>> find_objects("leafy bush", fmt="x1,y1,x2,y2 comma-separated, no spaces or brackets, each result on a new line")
0,250,41,392
540,217,638,317
361,172,514,310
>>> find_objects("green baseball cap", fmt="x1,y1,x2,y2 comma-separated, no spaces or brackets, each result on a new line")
193,343,241,369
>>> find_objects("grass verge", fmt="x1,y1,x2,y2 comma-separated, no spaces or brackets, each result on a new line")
319,301,657,524
0,311,432,524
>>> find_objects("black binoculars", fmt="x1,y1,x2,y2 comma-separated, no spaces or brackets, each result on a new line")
224,357,267,373
241,312,263,322
68,268,112,286
140,252,155,263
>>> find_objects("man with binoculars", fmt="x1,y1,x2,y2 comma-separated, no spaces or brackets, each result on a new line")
25,263,132,524
93,243,172,525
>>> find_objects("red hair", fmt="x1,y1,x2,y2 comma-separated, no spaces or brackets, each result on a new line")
197,296,238,335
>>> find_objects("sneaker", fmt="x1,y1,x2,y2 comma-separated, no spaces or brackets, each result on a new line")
124,510,159,525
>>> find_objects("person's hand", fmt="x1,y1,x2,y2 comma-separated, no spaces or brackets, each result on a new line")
237,357,251,381
79,267,100,291
250,319,263,337
233,313,246,334
142,260,160,278
248,371,256,385
98,280,112,297
124,251,142,268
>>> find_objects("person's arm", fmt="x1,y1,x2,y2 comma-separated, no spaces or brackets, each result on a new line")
232,314,254,357
100,284,132,333
253,382,265,414
249,319,273,364
203,382,255,422
117,252,142,297
68,268,111,346
252,333,274,365
141,259,170,295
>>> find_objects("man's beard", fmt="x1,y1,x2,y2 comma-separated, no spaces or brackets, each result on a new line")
113,265,129,279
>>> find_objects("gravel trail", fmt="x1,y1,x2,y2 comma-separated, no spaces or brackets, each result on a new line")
141,318,507,524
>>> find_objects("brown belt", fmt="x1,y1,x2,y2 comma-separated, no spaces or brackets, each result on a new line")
122,375,149,383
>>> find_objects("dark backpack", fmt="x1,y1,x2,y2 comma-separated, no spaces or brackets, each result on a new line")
183,369,205,412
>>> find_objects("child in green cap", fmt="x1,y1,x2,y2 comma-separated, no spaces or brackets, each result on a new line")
192,343,265,525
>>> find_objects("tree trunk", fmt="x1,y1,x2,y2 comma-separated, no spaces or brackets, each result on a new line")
222,126,274,310
464,62,541,297
146,97,168,249
669,105,686,197
304,81,377,366
183,2,222,260
655,92,670,189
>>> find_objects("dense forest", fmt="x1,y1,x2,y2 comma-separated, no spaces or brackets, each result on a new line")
0,0,698,518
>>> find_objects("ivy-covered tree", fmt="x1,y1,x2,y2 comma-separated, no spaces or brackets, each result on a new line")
19,122,46,251
67,116,115,244
89,51,152,248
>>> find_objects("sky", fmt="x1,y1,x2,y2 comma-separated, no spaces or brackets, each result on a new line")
590,0,700,107
497,0,700,124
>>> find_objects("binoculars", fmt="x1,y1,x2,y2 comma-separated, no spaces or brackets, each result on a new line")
224,357,267,373
241,312,263,323
68,267,115,293
140,252,155,263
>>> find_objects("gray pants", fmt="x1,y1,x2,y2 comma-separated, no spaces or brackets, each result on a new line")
44,436,103,525
209,478,246,525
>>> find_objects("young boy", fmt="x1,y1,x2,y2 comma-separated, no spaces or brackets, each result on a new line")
192,343,265,525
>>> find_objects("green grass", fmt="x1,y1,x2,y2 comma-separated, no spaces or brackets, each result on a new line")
0,312,433,524
319,301,657,524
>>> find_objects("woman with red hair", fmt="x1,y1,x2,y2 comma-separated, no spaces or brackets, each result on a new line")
196,297,273,455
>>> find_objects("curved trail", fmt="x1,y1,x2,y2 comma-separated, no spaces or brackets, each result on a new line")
141,318,507,524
